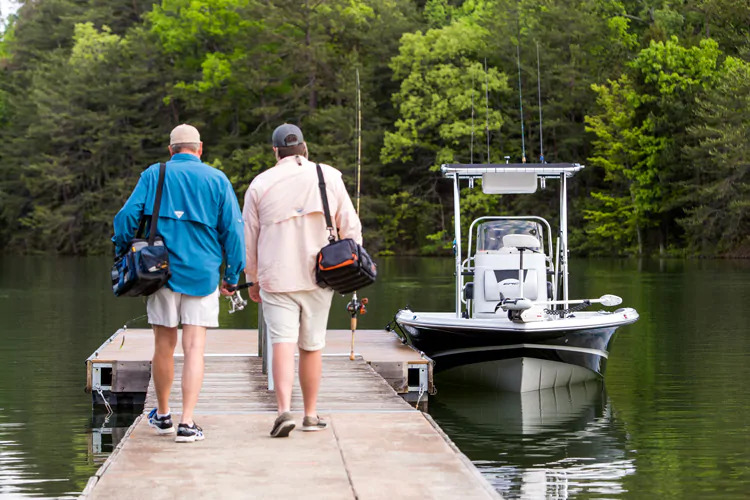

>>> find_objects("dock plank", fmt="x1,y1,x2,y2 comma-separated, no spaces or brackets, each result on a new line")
144,356,412,414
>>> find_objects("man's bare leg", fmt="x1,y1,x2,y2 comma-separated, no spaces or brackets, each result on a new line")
273,342,296,414
152,326,178,415
180,324,207,425
299,347,322,418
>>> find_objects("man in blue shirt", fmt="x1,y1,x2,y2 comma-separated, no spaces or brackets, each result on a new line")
113,124,245,443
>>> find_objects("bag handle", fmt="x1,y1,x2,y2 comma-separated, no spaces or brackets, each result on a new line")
135,162,167,244
316,163,336,243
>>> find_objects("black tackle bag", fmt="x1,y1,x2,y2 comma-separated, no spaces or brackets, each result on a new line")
111,162,171,297
314,164,376,294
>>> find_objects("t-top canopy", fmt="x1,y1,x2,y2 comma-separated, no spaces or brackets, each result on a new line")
441,163,584,178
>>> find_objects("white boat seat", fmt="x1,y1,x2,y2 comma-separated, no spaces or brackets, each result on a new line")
502,233,541,250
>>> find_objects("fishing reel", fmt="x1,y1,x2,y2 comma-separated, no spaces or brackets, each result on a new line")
346,296,368,316
225,282,253,314
227,292,247,314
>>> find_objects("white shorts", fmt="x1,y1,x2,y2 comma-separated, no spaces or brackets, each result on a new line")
260,287,334,351
147,287,220,328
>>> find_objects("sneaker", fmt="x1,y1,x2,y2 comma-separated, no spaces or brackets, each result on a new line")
270,412,295,438
301,415,328,432
147,408,175,435
175,422,205,443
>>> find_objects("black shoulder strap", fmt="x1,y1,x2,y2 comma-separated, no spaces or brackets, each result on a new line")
138,162,167,245
315,163,336,243
148,162,167,245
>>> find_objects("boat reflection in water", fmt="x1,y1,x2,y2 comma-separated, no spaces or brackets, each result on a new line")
429,380,634,499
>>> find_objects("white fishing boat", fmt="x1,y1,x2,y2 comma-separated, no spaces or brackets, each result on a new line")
393,162,639,392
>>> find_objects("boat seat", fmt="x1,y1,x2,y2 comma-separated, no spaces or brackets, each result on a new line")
501,233,541,251
472,247,548,315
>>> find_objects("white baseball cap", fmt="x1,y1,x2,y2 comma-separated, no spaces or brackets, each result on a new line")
170,124,201,145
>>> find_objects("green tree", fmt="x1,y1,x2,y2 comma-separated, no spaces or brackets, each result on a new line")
680,55,750,256
584,37,722,255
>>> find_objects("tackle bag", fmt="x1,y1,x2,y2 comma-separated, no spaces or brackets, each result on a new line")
111,162,171,297
314,164,376,294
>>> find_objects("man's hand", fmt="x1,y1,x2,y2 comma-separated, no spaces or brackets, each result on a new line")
220,280,236,296
248,282,261,303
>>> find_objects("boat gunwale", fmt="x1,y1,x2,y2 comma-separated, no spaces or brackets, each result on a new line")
395,309,639,333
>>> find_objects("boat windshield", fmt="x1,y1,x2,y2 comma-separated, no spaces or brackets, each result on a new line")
476,220,544,253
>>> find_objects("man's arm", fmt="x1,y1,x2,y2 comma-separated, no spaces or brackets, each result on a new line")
333,174,363,244
112,172,150,255
217,178,245,285
242,185,262,302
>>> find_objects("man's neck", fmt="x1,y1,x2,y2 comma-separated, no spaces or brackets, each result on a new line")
276,155,307,166
172,152,201,160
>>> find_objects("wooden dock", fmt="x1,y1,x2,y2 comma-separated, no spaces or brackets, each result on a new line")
81,329,500,498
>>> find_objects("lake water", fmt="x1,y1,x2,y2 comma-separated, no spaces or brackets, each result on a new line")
1,256,748,498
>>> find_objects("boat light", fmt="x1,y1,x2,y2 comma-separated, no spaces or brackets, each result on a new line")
482,172,538,194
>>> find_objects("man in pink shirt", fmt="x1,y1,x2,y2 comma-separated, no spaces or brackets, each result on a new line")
243,123,362,437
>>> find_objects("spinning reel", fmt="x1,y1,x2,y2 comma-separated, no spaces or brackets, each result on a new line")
225,282,254,314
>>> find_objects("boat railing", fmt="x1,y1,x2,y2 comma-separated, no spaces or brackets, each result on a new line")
459,256,474,309
463,216,557,317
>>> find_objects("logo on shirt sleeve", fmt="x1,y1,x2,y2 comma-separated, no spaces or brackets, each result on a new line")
174,211,184,219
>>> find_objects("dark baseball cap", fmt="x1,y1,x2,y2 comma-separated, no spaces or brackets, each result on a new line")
271,123,304,147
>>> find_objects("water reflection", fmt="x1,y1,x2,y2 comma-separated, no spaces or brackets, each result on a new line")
0,420,73,498
88,410,142,465
429,381,634,499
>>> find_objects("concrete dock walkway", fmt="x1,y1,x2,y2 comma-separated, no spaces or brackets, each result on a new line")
81,330,500,499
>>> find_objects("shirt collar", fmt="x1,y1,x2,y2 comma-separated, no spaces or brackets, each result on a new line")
170,153,202,162
275,155,310,168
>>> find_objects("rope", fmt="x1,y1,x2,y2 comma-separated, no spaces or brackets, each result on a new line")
384,311,409,344
415,383,426,409
96,388,114,426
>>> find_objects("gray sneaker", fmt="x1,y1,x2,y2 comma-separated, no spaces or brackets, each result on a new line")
270,412,295,438
301,415,328,432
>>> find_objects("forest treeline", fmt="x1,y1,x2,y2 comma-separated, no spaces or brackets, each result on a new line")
0,0,748,257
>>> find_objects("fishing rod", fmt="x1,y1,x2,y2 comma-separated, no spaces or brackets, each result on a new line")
485,57,490,163
536,41,544,164
347,68,368,361
516,43,526,164
470,71,475,165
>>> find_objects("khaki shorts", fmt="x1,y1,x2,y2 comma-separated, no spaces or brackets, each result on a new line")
147,286,220,328
260,287,334,351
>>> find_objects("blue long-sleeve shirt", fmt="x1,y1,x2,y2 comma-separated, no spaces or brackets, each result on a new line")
113,153,245,296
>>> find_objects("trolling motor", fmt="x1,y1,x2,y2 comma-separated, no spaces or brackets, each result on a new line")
346,294,368,360
225,282,254,314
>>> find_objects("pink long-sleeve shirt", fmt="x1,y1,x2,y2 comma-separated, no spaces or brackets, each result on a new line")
243,155,363,293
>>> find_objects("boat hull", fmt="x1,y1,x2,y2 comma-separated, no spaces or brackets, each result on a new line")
394,309,638,392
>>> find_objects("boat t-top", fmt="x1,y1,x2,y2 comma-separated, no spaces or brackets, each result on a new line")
393,162,639,392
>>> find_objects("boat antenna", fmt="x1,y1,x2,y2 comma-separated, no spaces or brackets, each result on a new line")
470,71,475,164
484,57,490,163
516,43,526,163
536,41,544,164
348,68,367,361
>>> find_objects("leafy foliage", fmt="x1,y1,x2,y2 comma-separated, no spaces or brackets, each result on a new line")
0,0,748,257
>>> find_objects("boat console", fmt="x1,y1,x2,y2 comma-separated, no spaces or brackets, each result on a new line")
468,218,553,319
